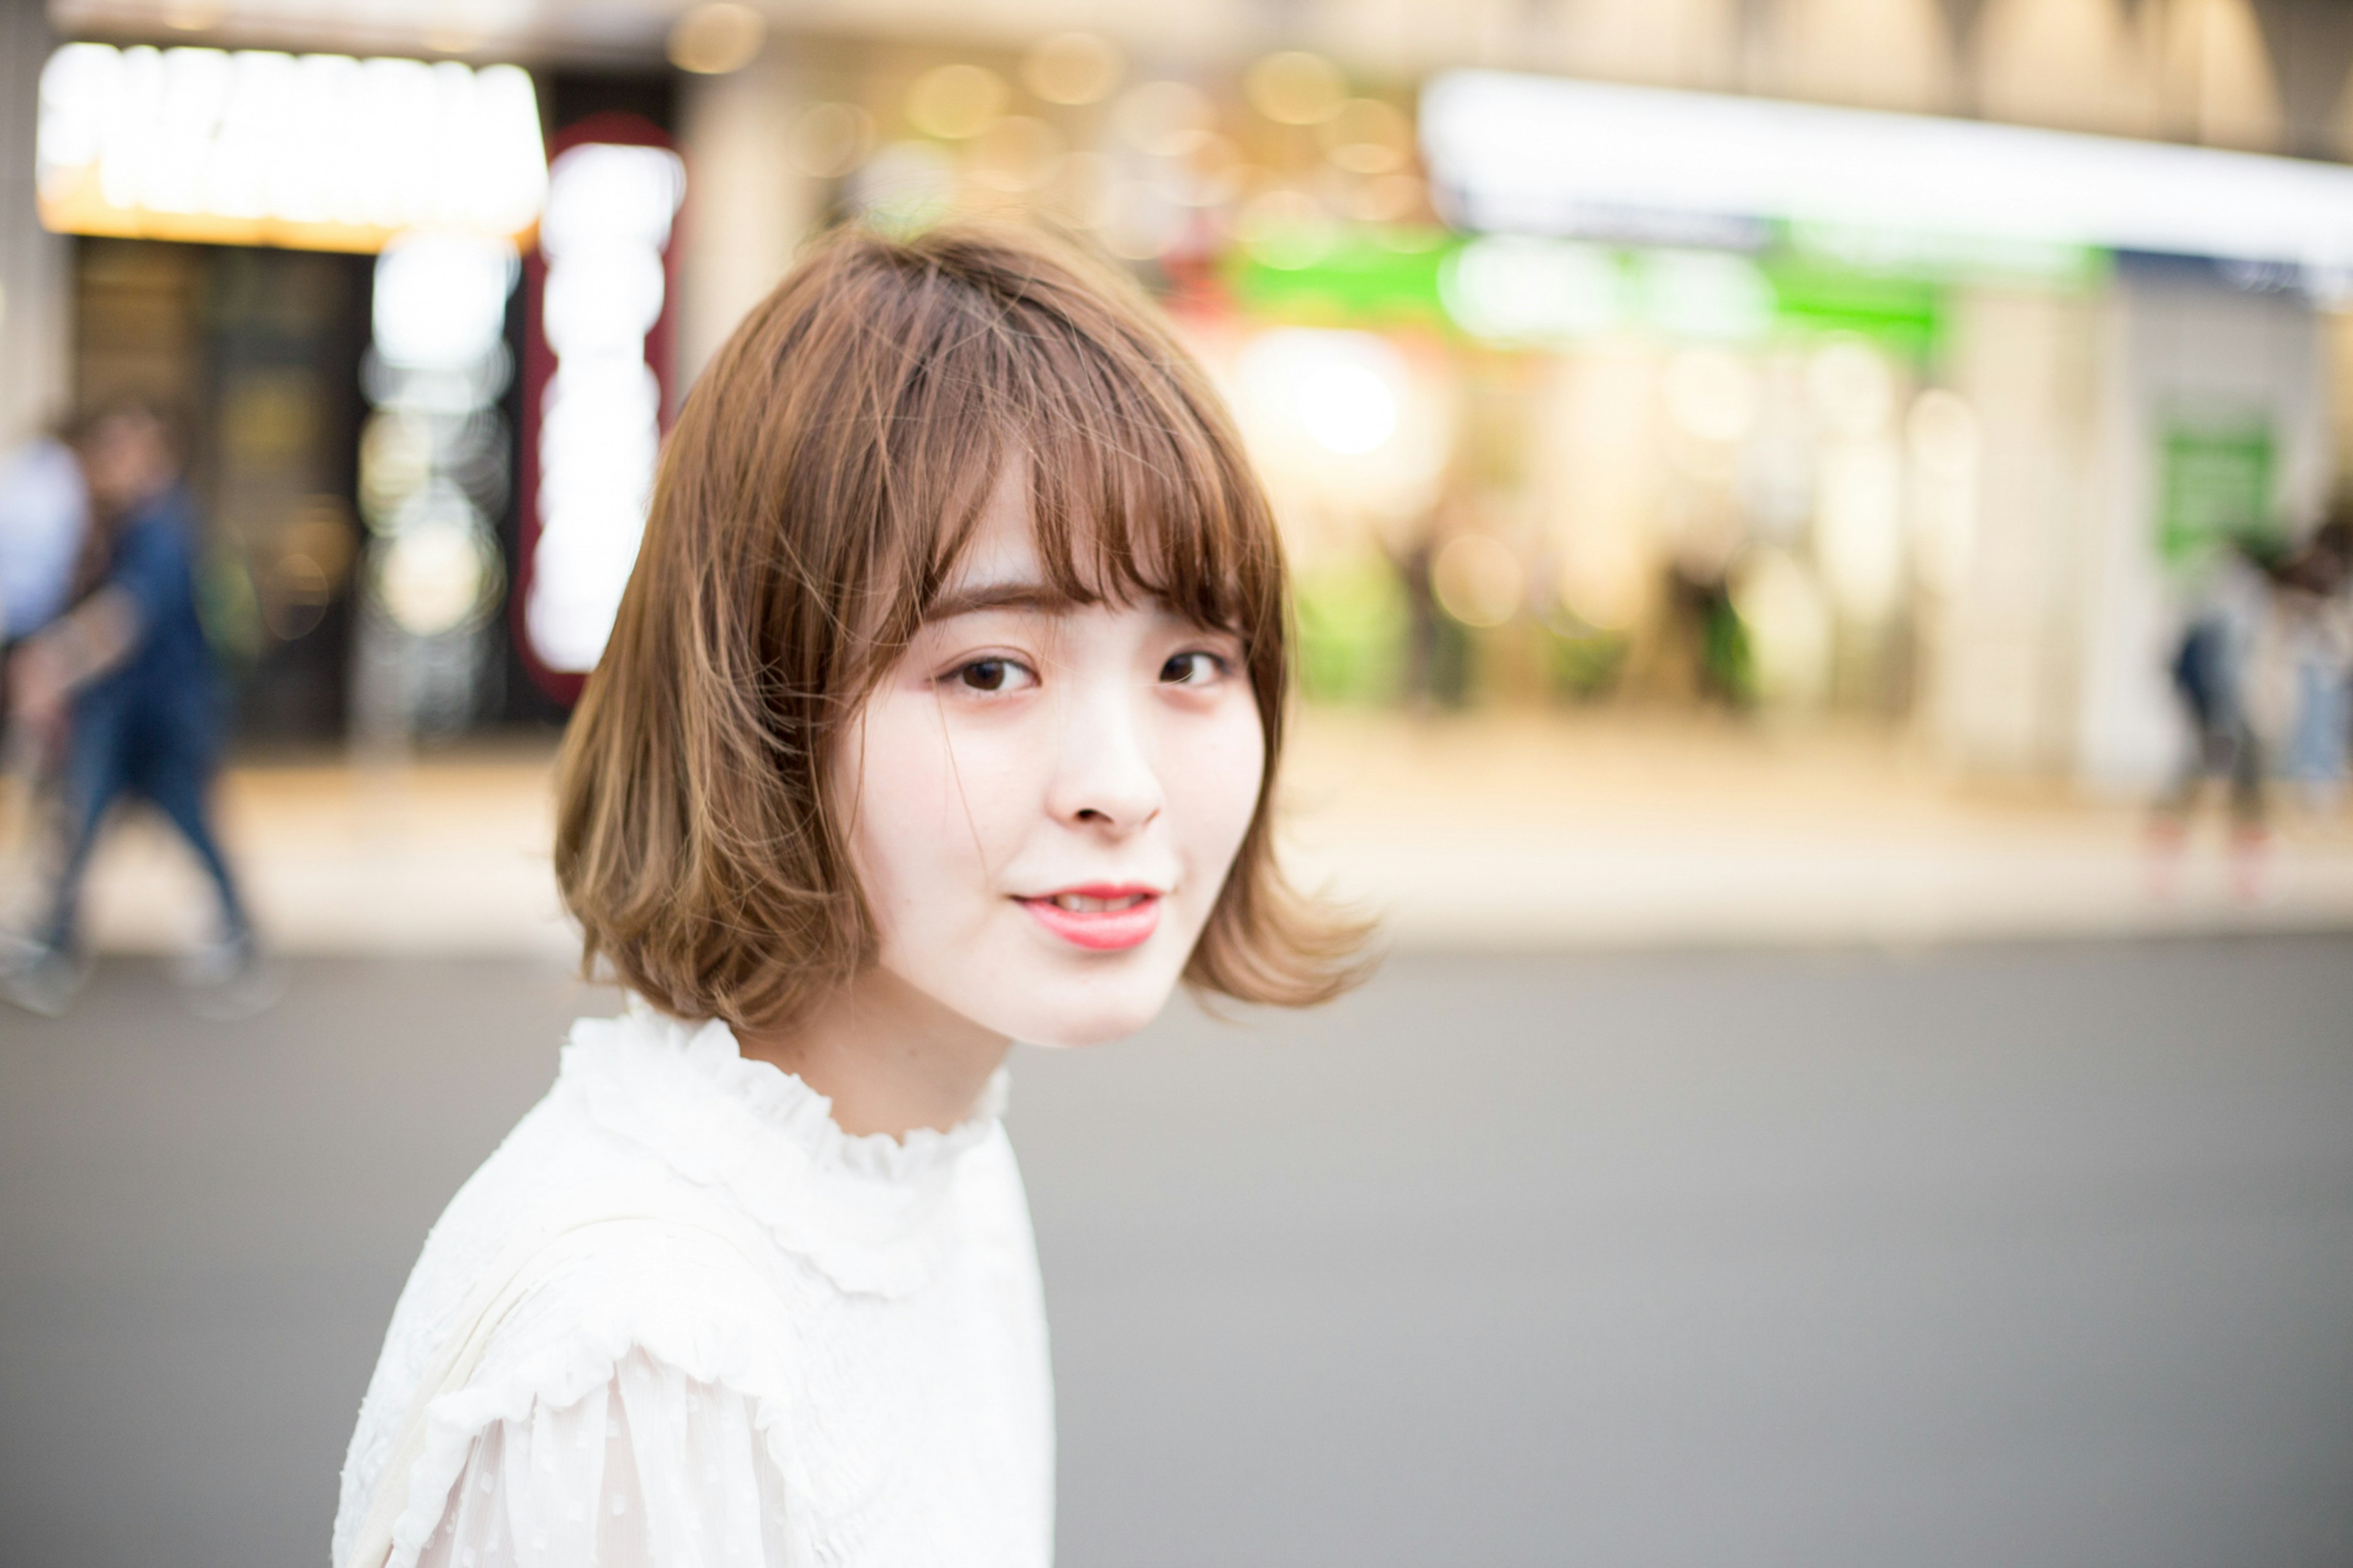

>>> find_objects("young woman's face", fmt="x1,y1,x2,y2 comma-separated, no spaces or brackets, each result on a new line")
836,477,1266,1049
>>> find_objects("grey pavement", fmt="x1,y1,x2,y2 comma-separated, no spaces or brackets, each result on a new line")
2,941,2350,1568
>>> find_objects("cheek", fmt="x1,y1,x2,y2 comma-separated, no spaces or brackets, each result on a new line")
1168,699,1267,887
843,695,1033,942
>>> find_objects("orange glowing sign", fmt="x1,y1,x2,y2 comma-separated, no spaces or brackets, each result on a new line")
36,44,547,255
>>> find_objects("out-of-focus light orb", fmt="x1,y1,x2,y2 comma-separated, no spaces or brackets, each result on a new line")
1021,32,1123,106
1556,535,1647,631
379,516,494,636
1814,440,1906,623
1637,249,1773,341
1433,534,1523,627
529,138,684,675
544,249,667,359
1101,180,1186,259
1237,187,1335,270
1441,235,1624,343
1352,172,1425,224
162,0,223,31
849,139,955,230
789,102,873,178
1245,50,1344,125
542,143,684,259
1665,348,1756,444
1732,547,1833,706
969,115,1062,192
1319,97,1411,173
371,231,517,369
1173,131,1246,205
359,411,433,525
1906,387,1978,475
1112,80,1213,158
261,550,332,639
1237,328,1404,456
1808,338,1895,436
666,2,765,75
282,494,357,586
907,63,1007,141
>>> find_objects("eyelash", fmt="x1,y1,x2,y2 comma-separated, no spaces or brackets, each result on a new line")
933,649,1233,694
942,657,1036,694
1159,651,1231,686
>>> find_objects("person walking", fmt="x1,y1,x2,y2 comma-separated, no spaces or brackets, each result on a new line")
1,401,260,1016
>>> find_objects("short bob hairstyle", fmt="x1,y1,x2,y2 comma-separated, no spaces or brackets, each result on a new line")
555,222,1367,1032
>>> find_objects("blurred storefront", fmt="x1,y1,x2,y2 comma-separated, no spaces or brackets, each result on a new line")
13,0,2353,791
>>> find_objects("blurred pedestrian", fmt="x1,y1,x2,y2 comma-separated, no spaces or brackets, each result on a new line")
2154,541,2270,848
0,401,259,1017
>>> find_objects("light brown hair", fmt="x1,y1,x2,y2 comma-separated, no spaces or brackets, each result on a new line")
555,222,1368,1031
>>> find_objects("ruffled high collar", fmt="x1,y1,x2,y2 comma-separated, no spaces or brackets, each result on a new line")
553,997,1009,1295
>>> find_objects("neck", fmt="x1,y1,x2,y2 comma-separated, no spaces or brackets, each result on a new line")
732,967,1010,1141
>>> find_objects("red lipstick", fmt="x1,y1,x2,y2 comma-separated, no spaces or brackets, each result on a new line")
1017,884,1162,952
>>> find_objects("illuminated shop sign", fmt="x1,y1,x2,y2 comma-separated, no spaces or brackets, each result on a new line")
35,43,546,252
516,116,686,696
1420,70,2353,276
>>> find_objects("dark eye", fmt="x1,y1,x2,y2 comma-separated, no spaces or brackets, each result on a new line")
1161,652,1220,684
960,659,1010,691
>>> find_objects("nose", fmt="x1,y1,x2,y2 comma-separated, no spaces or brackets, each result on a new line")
1046,673,1164,835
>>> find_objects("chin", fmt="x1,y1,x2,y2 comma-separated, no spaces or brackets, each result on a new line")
1004,969,1182,1050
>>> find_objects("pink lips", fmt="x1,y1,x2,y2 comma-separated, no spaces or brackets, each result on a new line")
1017,884,1163,952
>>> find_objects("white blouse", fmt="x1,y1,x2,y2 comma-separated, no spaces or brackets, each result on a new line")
332,1001,1055,1568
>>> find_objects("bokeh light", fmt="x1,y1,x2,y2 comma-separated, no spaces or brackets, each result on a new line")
1245,50,1345,125
1433,534,1524,627
1020,32,1123,107
665,3,765,76
906,64,1008,142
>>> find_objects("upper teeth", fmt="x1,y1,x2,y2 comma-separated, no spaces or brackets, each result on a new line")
1054,893,1145,912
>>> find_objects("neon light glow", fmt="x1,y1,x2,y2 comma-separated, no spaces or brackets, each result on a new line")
523,141,685,676
1420,70,2353,273
35,43,546,253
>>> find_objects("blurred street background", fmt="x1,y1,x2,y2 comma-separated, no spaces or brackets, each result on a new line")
6,942,2351,1568
4,0,2353,1562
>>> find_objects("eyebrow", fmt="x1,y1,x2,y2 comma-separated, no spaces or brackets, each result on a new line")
920,580,1082,624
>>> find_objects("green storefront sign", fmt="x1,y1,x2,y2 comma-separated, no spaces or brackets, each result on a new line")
2158,423,2277,567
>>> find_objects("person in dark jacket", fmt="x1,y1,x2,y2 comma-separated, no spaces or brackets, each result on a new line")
2,401,257,1016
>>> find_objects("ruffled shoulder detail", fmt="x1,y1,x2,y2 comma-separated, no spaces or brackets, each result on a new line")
409,1346,793,1568
385,1233,807,1568
556,999,1009,1297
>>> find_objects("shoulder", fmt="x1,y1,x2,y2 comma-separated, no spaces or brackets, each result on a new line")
105,500,196,593
392,1339,794,1568
357,1201,805,1568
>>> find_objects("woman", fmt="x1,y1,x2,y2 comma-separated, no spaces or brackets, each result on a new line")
333,224,1367,1568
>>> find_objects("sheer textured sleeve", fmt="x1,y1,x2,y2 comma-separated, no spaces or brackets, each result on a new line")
412,1347,790,1568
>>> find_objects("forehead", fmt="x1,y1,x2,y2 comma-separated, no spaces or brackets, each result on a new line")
926,458,1135,616
942,464,1041,586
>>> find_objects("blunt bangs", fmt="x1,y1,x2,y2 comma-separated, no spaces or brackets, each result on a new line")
833,240,1274,680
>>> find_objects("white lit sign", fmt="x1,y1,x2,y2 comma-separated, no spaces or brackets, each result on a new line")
35,43,546,252
1421,70,2353,273
523,142,686,675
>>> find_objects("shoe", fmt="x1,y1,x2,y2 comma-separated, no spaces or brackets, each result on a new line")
1,941,87,1018
180,931,283,1021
